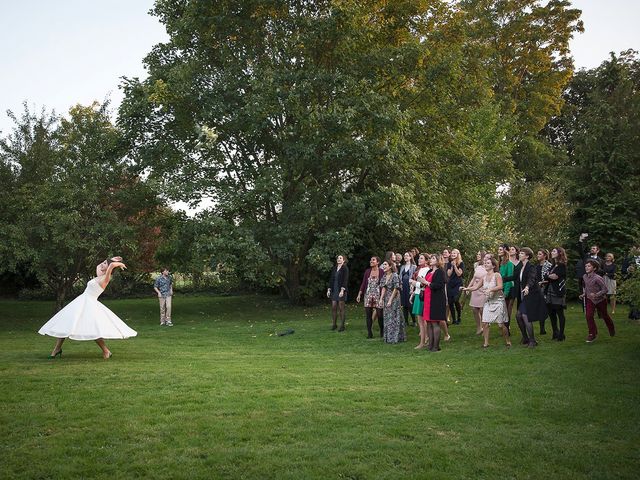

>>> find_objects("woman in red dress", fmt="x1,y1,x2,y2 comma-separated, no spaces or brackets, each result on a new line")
421,254,447,352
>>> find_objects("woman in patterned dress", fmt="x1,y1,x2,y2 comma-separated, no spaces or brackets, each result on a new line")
378,260,406,344
356,256,384,338
536,249,553,335
464,256,511,348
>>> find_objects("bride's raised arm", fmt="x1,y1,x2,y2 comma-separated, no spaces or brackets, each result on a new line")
99,261,127,290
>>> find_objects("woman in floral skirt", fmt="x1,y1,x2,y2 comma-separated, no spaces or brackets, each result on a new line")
379,260,406,344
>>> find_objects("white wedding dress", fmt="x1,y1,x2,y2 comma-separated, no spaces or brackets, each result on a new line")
38,277,137,340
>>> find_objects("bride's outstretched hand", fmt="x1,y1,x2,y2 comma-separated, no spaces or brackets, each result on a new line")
111,262,127,270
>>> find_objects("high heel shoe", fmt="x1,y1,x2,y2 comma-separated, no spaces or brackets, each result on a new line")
103,351,112,360
48,350,62,359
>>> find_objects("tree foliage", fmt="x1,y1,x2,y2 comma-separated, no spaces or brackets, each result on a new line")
0,103,166,310
548,51,640,257
118,0,584,302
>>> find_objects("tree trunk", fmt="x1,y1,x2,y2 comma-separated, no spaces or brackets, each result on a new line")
285,261,301,304
54,287,66,313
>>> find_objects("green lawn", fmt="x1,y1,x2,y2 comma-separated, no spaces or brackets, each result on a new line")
1,295,638,479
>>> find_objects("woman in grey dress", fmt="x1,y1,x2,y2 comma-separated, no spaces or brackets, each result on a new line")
378,260,406,344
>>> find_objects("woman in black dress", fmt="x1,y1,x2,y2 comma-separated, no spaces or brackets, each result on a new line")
327,255,349,331
546,247,568,341
516,247,549,348
446,248,464,326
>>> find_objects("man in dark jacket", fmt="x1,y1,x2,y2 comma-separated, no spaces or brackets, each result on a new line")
579,233,604,275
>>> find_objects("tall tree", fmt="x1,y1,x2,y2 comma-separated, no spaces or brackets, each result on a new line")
553,51,640,255
119,0,516,302
0,103,166,309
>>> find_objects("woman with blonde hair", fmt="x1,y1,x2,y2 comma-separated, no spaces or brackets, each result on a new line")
446,248,464,326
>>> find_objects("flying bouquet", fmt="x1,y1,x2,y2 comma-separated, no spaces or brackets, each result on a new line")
195,124,219,149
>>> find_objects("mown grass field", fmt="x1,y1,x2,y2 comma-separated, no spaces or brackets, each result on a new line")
1,295,638,479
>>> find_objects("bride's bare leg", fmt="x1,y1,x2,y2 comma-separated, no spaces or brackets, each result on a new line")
50,338,65,356
95,338,111,359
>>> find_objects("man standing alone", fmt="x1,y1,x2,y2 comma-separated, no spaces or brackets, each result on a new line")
154,268,174,326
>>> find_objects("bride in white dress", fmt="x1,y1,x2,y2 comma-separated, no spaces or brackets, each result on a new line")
39,257,137,359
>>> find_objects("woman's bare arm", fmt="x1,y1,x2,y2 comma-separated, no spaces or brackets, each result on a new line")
99,262,126,289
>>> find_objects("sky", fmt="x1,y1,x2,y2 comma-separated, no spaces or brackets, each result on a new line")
0,1,638,192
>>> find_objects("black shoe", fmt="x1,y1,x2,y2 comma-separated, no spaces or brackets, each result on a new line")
331,324,337,331
540,329,547,335
551,331,558,340
557,334,565,341
338,325,345,332
367,333,373,339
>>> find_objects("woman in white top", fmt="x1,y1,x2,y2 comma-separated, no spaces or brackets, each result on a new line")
463,256,511,348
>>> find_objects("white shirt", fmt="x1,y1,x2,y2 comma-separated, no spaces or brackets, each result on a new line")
414,267,430,295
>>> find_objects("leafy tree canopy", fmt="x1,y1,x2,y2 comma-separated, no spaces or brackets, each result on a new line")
0,103,167,310
118,0,584,301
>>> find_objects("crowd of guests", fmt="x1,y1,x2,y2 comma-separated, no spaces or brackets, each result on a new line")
327,234,626,351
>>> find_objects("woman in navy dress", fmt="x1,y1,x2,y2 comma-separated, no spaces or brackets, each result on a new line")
399,252,416,326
